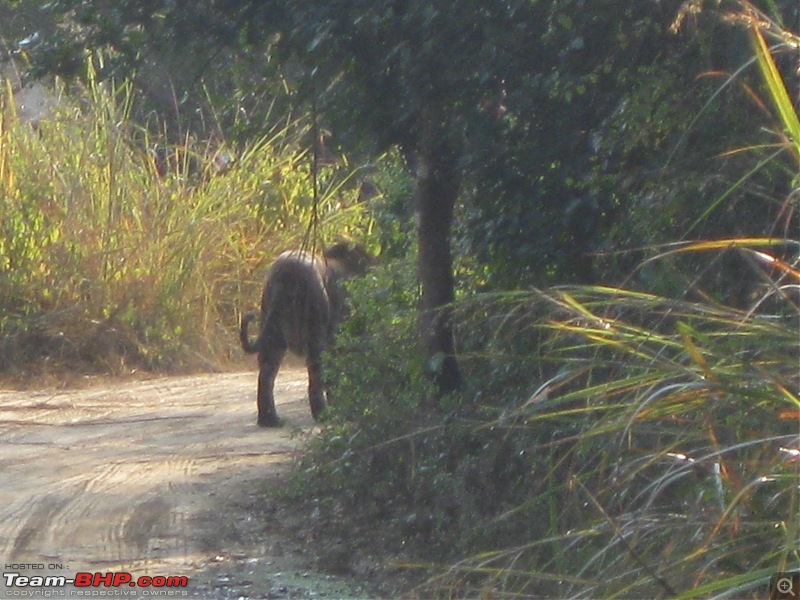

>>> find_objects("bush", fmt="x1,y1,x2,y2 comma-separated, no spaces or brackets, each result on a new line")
288,238,798,597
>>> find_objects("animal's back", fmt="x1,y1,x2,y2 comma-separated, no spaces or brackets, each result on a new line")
241,241,373,426
261,251,331,356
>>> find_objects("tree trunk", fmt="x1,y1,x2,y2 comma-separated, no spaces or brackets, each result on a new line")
413,111,462,394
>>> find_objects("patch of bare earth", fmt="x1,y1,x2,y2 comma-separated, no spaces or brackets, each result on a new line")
0,369,383,599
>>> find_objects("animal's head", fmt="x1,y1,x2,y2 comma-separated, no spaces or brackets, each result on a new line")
323,241,376,277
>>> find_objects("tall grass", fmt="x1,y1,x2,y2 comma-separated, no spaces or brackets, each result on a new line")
421,6,800,598
439,264,799,597
0,64,373,377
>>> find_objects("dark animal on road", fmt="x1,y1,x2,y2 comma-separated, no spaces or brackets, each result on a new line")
240,242,373,426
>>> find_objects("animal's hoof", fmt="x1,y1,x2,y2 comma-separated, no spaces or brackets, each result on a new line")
257,416,282,428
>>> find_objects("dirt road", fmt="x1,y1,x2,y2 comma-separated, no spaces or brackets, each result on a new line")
0,369,374,599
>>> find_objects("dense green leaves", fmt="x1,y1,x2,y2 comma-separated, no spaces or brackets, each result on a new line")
7,0,797,286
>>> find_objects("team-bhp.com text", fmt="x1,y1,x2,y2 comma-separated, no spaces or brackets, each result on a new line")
4,572,188,589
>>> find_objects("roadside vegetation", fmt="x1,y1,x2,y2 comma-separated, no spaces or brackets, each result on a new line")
0,68,373,378
1,0,797,598
290,5,800,598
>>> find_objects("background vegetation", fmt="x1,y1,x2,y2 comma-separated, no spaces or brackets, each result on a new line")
0,68,373,377
1,0,798,597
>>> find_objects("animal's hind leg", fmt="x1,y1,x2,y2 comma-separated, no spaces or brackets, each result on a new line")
257,341,285,427
306,340,327,421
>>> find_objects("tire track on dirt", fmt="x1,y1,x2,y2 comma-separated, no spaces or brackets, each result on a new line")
0,370,313,583
7,494,73,558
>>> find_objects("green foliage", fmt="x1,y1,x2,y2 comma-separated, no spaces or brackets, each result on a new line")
292,241,799,597
5,0,292,143
293,246,428,531
0,67,373,375
362,150,416,261
458,0,798,289
285,5,800,598
9,0,799,289
441,271,799,598
748,16,800,165
324,232,424,424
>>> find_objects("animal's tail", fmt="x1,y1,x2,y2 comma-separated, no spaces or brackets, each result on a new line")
239,312,260,354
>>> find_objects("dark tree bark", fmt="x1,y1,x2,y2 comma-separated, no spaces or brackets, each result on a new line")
413,109,462,394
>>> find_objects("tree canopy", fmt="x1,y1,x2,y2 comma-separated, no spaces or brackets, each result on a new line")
6,0,795,386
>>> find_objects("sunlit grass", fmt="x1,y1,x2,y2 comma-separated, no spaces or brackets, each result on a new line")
432,249,798,597
0,64,373,376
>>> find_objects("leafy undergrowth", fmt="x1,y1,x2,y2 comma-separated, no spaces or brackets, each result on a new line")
0,63,373,379
283,239,799,599
282,8,800,597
